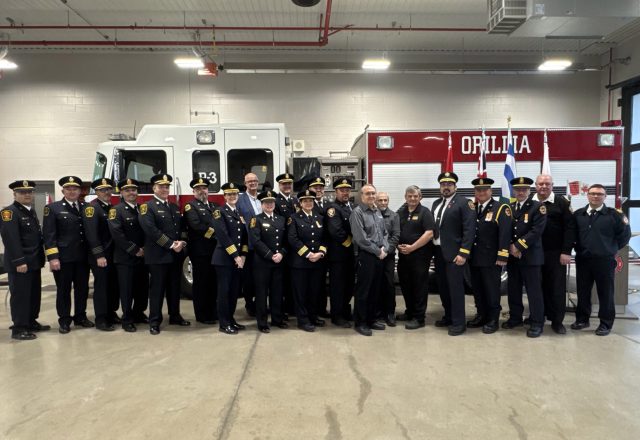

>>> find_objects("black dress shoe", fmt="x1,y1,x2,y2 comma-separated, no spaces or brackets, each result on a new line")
150,325,161,335
405,319,426,330
12,331,37,341
570,321,590,330
595,324,611,336
219,325,238,335
395,312,411,321
355,325,373,336
75,318,95,328
501,320,524,329
385,314,397,327
272,322,289,329
482,320,499,334
29,321,51,332
466,315,485,328
370,322,386,331
197,320,217,325
134,315,150,324
313,319,326,327
96,323,116,332
331,318,352,328
109,314,122,325
527,325,543,338
258,326,271,334
448,325,466,336
523,317,531,326
551,323,567,335
232,322,246,330
298,323,316,332
59,324,71,334
122,323,137,333
435,317,452,327
169,316,191,326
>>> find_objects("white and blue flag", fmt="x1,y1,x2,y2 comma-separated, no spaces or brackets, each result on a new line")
501,123,517,202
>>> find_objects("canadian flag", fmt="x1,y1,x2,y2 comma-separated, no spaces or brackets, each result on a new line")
566,181,589,197
45,192,53,204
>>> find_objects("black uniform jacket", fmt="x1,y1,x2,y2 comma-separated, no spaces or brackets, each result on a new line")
107,201,145,265
43,199,87,263
431,193,476,261
325,201,354,262
470,199,512,267
1,202,45,271
83,199,113,261
249,212,287,266
538,195,576,255
183,199,218,258
138,197,183,264
573,205,631,258
275,193,299,219
510,196,547,266
211,204,249,266
287,210,327,269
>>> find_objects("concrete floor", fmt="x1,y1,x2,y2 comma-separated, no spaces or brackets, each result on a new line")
2,272,640,440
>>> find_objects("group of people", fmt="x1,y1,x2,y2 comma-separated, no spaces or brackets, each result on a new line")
1,169,631,340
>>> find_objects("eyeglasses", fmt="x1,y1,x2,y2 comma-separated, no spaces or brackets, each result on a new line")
246,180,259,184
587,193,606,197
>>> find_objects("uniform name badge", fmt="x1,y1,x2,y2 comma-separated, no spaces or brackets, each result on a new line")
485,212,493,222
524,213,529,223
411,215,418,221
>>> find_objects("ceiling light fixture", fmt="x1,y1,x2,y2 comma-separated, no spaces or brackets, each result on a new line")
0,59,18,69
538,59,572,71
174,57,204,69
362,58,391,71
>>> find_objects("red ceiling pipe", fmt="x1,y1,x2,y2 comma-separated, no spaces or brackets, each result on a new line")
8,40,328,47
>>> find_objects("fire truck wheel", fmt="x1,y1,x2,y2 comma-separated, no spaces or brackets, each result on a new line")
180,257,194,300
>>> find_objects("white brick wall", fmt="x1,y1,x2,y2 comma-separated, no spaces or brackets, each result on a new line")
0,52,602,214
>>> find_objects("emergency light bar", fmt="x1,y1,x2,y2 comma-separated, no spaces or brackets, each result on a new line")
598,133,615,147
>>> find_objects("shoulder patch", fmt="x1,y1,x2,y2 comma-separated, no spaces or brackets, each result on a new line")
250,217,257,228
539,205,547,215
44,206,50,216
287,217,293,225
1,209,12,222
213,209,221,220
184,204,191,212
108,208,117,220
140,204,148,215
84,206,95,218
618,209,629,225
327,207,336,218
467,200,475,210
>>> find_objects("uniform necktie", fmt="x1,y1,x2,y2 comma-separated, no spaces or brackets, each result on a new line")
516,202,522,213
72,202,78,212
436,198,446,225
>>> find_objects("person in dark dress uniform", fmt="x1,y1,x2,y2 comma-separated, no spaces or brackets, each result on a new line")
288,189,327,332
533,174,576,334
274,173,298,317
468,178,511,334
397,185,435,330
211,182,249,335
138,174,190,335
1,180,49,340
107,178,149,332
309,176,330,318
502,177,547,338
431,172,476,336
249,190,288,333
183,177,218,325
83,178,120,331
571,184,631,336
43,176,94,333
325,178,356,328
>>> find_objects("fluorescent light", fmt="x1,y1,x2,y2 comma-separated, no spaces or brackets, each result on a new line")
362,58,390,70
0,59,18,69
538,59,572,71
174,57,204,69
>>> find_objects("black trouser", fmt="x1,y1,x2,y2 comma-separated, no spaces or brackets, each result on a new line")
117,262,149,325
470,265,502,322
575,256,616,329
253,260,284,327
242,251,256,313
53,261,90,326
542,251,567,325
329,257,354,321
434,247,466,327
317,263,329,315
216,265,242,328
90,259,120,325
397,251,431,321
8,270,41,334
190,255,217,322
282,259,295,315
353,252,384,327
148,262,181,327
506,262,544,325
378,253,397,317
291,265,324,326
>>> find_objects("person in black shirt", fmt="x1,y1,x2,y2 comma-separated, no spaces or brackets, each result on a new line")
571,184,631,336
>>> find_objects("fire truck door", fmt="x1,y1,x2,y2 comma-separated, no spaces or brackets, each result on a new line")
111,146,175,195
224,129,279,189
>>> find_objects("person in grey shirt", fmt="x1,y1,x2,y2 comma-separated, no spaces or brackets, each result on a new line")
376,191,400,326
349,183,389,336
